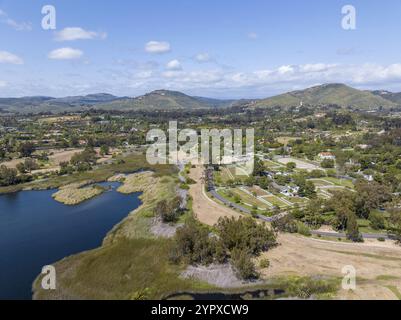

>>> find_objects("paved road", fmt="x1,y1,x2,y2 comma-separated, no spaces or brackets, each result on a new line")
310,230,394,240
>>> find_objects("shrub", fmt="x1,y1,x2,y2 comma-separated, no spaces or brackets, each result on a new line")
186,177,196,185
259,258,270,269
217,217,277,256
272,214,298,233
321,159,335,169
369,211,386,230
296,221,311,236
154,196,183,223
231,248,258,280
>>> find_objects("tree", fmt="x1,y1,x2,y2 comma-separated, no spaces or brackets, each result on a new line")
18,142,35,158
70,147,97,169
16,162,26,174
171,222,219,265
23,158,38,173
302,199,325,229
328,190,356,231
59,161,73,175
321,159,335,169
0,165,18,186
272,214,298,233
296,177,316,198
231,248,258,280
286,162,297,171
346,213,363,242
216,217,277,256
253,158,265,177
354,180,392,218
154,196,183,223
100,145,110,156
369,211,386,230
389,206,401,243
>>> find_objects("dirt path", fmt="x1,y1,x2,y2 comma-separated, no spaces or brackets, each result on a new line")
258,233,401,300
189,166,242,226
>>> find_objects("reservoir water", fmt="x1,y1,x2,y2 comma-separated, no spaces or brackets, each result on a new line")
0,182,142,300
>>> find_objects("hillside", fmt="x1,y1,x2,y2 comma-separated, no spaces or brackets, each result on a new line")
251,84,397,109
0,93,121,113
0,90,237,113
1,84,400,114
371,90,401,104
96,90,236,111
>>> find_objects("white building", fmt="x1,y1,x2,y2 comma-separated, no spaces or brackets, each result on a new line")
318,152,336,161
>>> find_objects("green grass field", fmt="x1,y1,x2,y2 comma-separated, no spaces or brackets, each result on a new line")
217,188,270,210
324,177,355,189
34,238,215,300
263,195,290,208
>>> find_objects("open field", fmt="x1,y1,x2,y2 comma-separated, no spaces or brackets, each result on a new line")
262,195,291,208
276,157,321,172
189,166,242,226
263,160,284,169
324,177,355,189
277,136,298,146
247,185,271,197
258,233,401,300
0,147,117,172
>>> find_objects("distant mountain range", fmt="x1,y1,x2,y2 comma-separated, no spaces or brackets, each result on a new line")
0,93,121,113
0,84,400,114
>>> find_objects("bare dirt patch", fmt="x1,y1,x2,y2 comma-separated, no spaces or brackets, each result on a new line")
151,217,183,238
258,233,401,300
189,166,242,226
181,264,254,288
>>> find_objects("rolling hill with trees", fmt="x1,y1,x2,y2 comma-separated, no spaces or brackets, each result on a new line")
249,83,398,109
1,84,401,114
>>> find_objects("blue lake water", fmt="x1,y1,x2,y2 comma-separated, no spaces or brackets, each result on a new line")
0,182,141,300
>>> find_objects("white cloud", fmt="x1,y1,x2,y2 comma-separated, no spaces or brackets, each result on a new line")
166,59,182,71
5,61,401,99
247,32,258,39
278,65,294,75
145,41,171,54
0,80,7,88
195,53,212,63
48,48,83,60
54,27,107,41
0,9,32,31
0,51,24,64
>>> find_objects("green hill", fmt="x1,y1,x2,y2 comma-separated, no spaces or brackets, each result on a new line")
370,90,401,104
96,90,236,111
251,84,397,109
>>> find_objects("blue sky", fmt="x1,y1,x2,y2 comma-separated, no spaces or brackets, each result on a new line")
1,0,401,98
